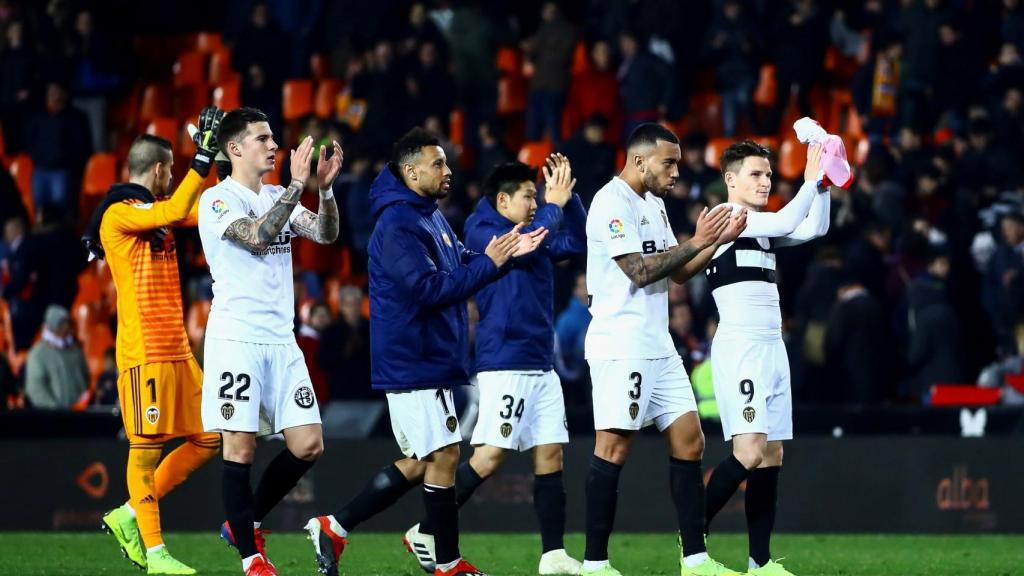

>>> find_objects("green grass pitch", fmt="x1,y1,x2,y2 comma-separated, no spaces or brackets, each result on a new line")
0,532,1020,575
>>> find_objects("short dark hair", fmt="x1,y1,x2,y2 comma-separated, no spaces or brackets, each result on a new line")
217,107,269,147
626,123,679,152
392,127,440,167
484,162,537,205
720,140,771,175
126,135,172,177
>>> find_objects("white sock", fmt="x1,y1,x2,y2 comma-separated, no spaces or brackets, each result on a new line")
146,544,164,554
253,521,261,529
241,553,261,571
436,558,461,572
749,557,762,570
683,552,709,567
582,559,610,571
124,503,136,518
327,515,349,538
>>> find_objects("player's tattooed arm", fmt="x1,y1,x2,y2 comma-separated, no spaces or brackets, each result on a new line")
614,241,702,288
222,179,303,250
290,195,340,244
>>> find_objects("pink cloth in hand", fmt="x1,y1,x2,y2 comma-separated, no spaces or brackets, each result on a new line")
821,134,853,189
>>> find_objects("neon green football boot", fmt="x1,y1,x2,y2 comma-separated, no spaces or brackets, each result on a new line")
746,560,795,576
680,557,743,576
146,547,197,575
102,503,146,569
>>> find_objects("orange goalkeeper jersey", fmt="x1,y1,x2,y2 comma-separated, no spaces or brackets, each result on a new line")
100,170,204,371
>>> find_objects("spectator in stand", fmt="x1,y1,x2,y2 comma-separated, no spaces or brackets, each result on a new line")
448,3,497,153
705,0,758,137
955,116,1022,204
240,63,283,139
617,29,673,140
23,81,92,220
405,40,454,129
24,304,88,409
554,271,591,388
984,43,1024,112
231,2,287,87
906,248,968,401
825,273,889,404
476,120,514,178
32,207,87,313
560,114,616,208
92,346,118,407
524,1,577,145
400,2,448,62
297,300,333,406
768,0,829,133
845,220,893,301
337,153,374,274
563,40,622,144
932,21,982,133
359,41,408,157
0,19,36,154
898,0,948,130
668,302,701,372
68,8,123,152
319,285,372,401
986,212,1024,353
1,216,41,351
0,168,27,226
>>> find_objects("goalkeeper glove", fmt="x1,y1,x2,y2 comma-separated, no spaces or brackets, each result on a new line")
189,106,225,177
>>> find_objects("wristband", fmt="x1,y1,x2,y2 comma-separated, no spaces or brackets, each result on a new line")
319,187,334,200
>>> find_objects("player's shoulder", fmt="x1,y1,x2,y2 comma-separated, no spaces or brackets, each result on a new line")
590,178,632,211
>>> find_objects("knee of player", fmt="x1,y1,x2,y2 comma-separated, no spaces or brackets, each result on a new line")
533,444,563,473
732,444,765,469
431,442,461,468
684,432,705,460
764,442,783,467
470,447,507,478
292,437,325,461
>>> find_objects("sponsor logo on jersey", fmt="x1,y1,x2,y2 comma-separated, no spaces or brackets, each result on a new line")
221,402,235,420
211,199,228,215
629,402,640,420
500,422,513,438
742,406,756,423
608,218,624,235
441,232,453,247
446,416,458,433
294,386,315,409
140,494,155,504
640,216,649,226
145,406,160,425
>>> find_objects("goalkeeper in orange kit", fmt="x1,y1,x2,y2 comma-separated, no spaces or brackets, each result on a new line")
82,107,225,575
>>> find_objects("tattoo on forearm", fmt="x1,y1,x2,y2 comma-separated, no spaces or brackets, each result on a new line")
290,195,340,244
614,241,701,288
222,180,303,251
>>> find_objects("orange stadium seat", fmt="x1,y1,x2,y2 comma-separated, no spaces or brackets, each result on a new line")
283,80,314,121
81,153,118,216
776,136,804,181
195,31,223,54
704,137,734,170
146,117,179,144
208,49,239,85
498,76,527,115
518,140,552,168
173,51,206,87
138,83,173,125
213,79,241,110
314,80,343,119
449,109,464,146
496,47,521,76
570,41,589,75
753,64,777,108
9,154,33,223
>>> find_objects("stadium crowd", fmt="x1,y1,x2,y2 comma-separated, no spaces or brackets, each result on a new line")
1,0,1023,421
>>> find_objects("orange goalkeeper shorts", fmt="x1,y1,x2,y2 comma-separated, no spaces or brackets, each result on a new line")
118,357,205,439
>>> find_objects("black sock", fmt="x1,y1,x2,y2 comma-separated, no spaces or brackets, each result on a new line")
334,463,414,532
584,455,622,562
746,466,780,566
423,484,459,565
534,470,567,553
670,457,706,556
223,460,257,558
253,448,315,522
705,454,751,533
421,461,486,536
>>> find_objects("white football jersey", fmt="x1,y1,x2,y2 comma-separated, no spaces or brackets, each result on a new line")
198,177,305,344
585,177,678,360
